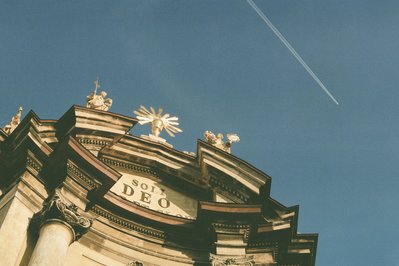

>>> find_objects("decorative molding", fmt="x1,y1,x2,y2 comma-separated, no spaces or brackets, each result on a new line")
248,242,278,261
27,155,42,173
210,177,249,203
91,206,165,239
66,161,100,190
36,189,93,240
249,241,278,248
213,223,250,230
100,156,204,187
77,137,111,152
90,227,202,265
213,223,251,243
77,138,111,147
100,157,158,177
210,254,255,266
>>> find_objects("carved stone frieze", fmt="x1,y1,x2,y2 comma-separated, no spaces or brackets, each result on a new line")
36,189,93,240
210,254,254,266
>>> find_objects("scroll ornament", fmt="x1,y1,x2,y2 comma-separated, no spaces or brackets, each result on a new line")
36,190,93,240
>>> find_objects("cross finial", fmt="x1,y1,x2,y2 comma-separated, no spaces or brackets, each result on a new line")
94,77,100,93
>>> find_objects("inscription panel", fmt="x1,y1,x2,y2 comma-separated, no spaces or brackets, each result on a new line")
111,173,197,220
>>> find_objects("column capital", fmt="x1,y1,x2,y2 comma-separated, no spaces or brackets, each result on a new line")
210,254,255,266
37,189,93,241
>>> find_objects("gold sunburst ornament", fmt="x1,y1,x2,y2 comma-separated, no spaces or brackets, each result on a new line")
134,106,182,146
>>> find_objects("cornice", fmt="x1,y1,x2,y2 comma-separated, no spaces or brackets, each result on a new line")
247,241,278,251
100,156,159,178
0,116,51,188
87,227,207,265
56,105,137,141
99,140,211,199
119,133,196,162
288,233,318,266
44,136,121,195
77,137,111,147
103,135,200,183
26,150,43,175
66,137,121,182
199,201,262,216
209,173,251,203
2,111,53,157
91,205,165,240
197,140,270,196
213,223,252,243
212,223,252,230
66,160,101,190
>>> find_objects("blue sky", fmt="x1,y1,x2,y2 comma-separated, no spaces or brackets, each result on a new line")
1,1,398,265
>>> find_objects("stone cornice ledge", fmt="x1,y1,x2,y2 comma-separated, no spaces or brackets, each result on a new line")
197,140,270,195
56,105,137,140
198,201,262,222
44,136,121,195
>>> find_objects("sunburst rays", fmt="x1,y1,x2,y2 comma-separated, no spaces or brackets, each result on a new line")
134,105,182,137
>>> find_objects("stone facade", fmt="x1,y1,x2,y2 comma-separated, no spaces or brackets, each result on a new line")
0,105,317,266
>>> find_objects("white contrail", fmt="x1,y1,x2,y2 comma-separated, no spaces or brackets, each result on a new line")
246,0,339,105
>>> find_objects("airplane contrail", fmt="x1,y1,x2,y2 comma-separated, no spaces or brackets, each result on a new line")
246,0,339,105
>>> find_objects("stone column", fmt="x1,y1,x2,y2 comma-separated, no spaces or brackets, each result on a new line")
28,190,92,266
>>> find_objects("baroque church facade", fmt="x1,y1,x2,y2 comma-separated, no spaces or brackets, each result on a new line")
0,86,317,266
